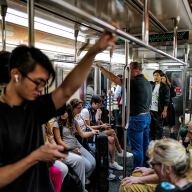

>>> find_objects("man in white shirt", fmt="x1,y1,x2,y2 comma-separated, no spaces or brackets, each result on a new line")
81,95,125,173
150,70,170,140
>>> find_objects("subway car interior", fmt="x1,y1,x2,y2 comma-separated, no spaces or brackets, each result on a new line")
0,0,192,192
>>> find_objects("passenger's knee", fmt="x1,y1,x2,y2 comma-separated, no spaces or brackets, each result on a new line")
119,183,156,192
60,164,69,176
74,155,85,167
92,158,96,169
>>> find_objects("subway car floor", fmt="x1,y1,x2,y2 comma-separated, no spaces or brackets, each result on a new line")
85,125,181,192
108,126,178,192
108,155,133,192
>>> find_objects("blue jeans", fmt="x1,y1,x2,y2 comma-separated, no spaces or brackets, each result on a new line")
128,113,151,169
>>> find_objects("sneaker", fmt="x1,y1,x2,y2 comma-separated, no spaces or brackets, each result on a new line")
108,172,116,181
118,175,123,181
109,161,123,171
85,178,91,185
117,150,133,158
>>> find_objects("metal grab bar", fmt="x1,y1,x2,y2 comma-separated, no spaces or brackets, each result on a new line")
1,0,7,51
28,0,35,46
47,0,187,65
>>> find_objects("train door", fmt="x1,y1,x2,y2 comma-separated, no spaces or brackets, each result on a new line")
184,69,192,122
164,70,183,116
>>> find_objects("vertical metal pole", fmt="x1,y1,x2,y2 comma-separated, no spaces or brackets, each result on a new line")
74,23,79,63
123,38,130,178
28,0,35,46
173,16,180,58
94,67,97,95
142,0,149,45
1,0,7,51
108,49,113,125
84,81,87,101
122,63,127,178
98,68,101,96
2,13,6,51
182,68,187,126
182,44,190,125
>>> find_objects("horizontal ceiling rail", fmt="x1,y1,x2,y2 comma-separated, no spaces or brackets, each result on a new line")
47,0,187,66
126,0,169,33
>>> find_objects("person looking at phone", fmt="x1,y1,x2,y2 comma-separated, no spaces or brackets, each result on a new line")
0,31,116,191
81,95,131,173
53,105,97,189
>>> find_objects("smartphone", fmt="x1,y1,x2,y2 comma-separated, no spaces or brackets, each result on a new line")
63,148,74,152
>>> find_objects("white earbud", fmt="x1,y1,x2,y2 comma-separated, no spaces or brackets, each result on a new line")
14,75,19,83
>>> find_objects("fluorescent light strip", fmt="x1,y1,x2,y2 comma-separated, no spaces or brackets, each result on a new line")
79,51,126,64
4,8,86,42
2,8,127,64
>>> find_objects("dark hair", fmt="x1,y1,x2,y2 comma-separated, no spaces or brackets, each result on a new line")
130,61,142,71
161,73,171,86
153,70,164,76
70,98,83,109
0,51,11,84
58,104,74,137
90,95,102,104
9,45,55,86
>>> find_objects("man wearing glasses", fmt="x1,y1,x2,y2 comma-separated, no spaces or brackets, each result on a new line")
0,31,116,192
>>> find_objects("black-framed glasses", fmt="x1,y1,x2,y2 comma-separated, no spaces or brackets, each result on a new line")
149,161,162,168
19,70,47,88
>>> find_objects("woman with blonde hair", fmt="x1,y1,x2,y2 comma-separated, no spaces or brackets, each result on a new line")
148,138,192,191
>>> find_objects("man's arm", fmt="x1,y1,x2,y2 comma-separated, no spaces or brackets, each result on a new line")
81,108,110,130
0,144,65,188
96,63,122,86
75,121,98,138
52,32,117,109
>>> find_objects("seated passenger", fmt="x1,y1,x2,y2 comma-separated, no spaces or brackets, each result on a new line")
120,167,158,192
53,105,97,190
149,138,192,192
81,95,132,171
70,98,94,150
44,119,69,192
120,138,192,192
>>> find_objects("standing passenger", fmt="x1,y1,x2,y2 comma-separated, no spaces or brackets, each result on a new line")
161,74,176,139
0,31,116,191
150,70,170,140
97,62,152,169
